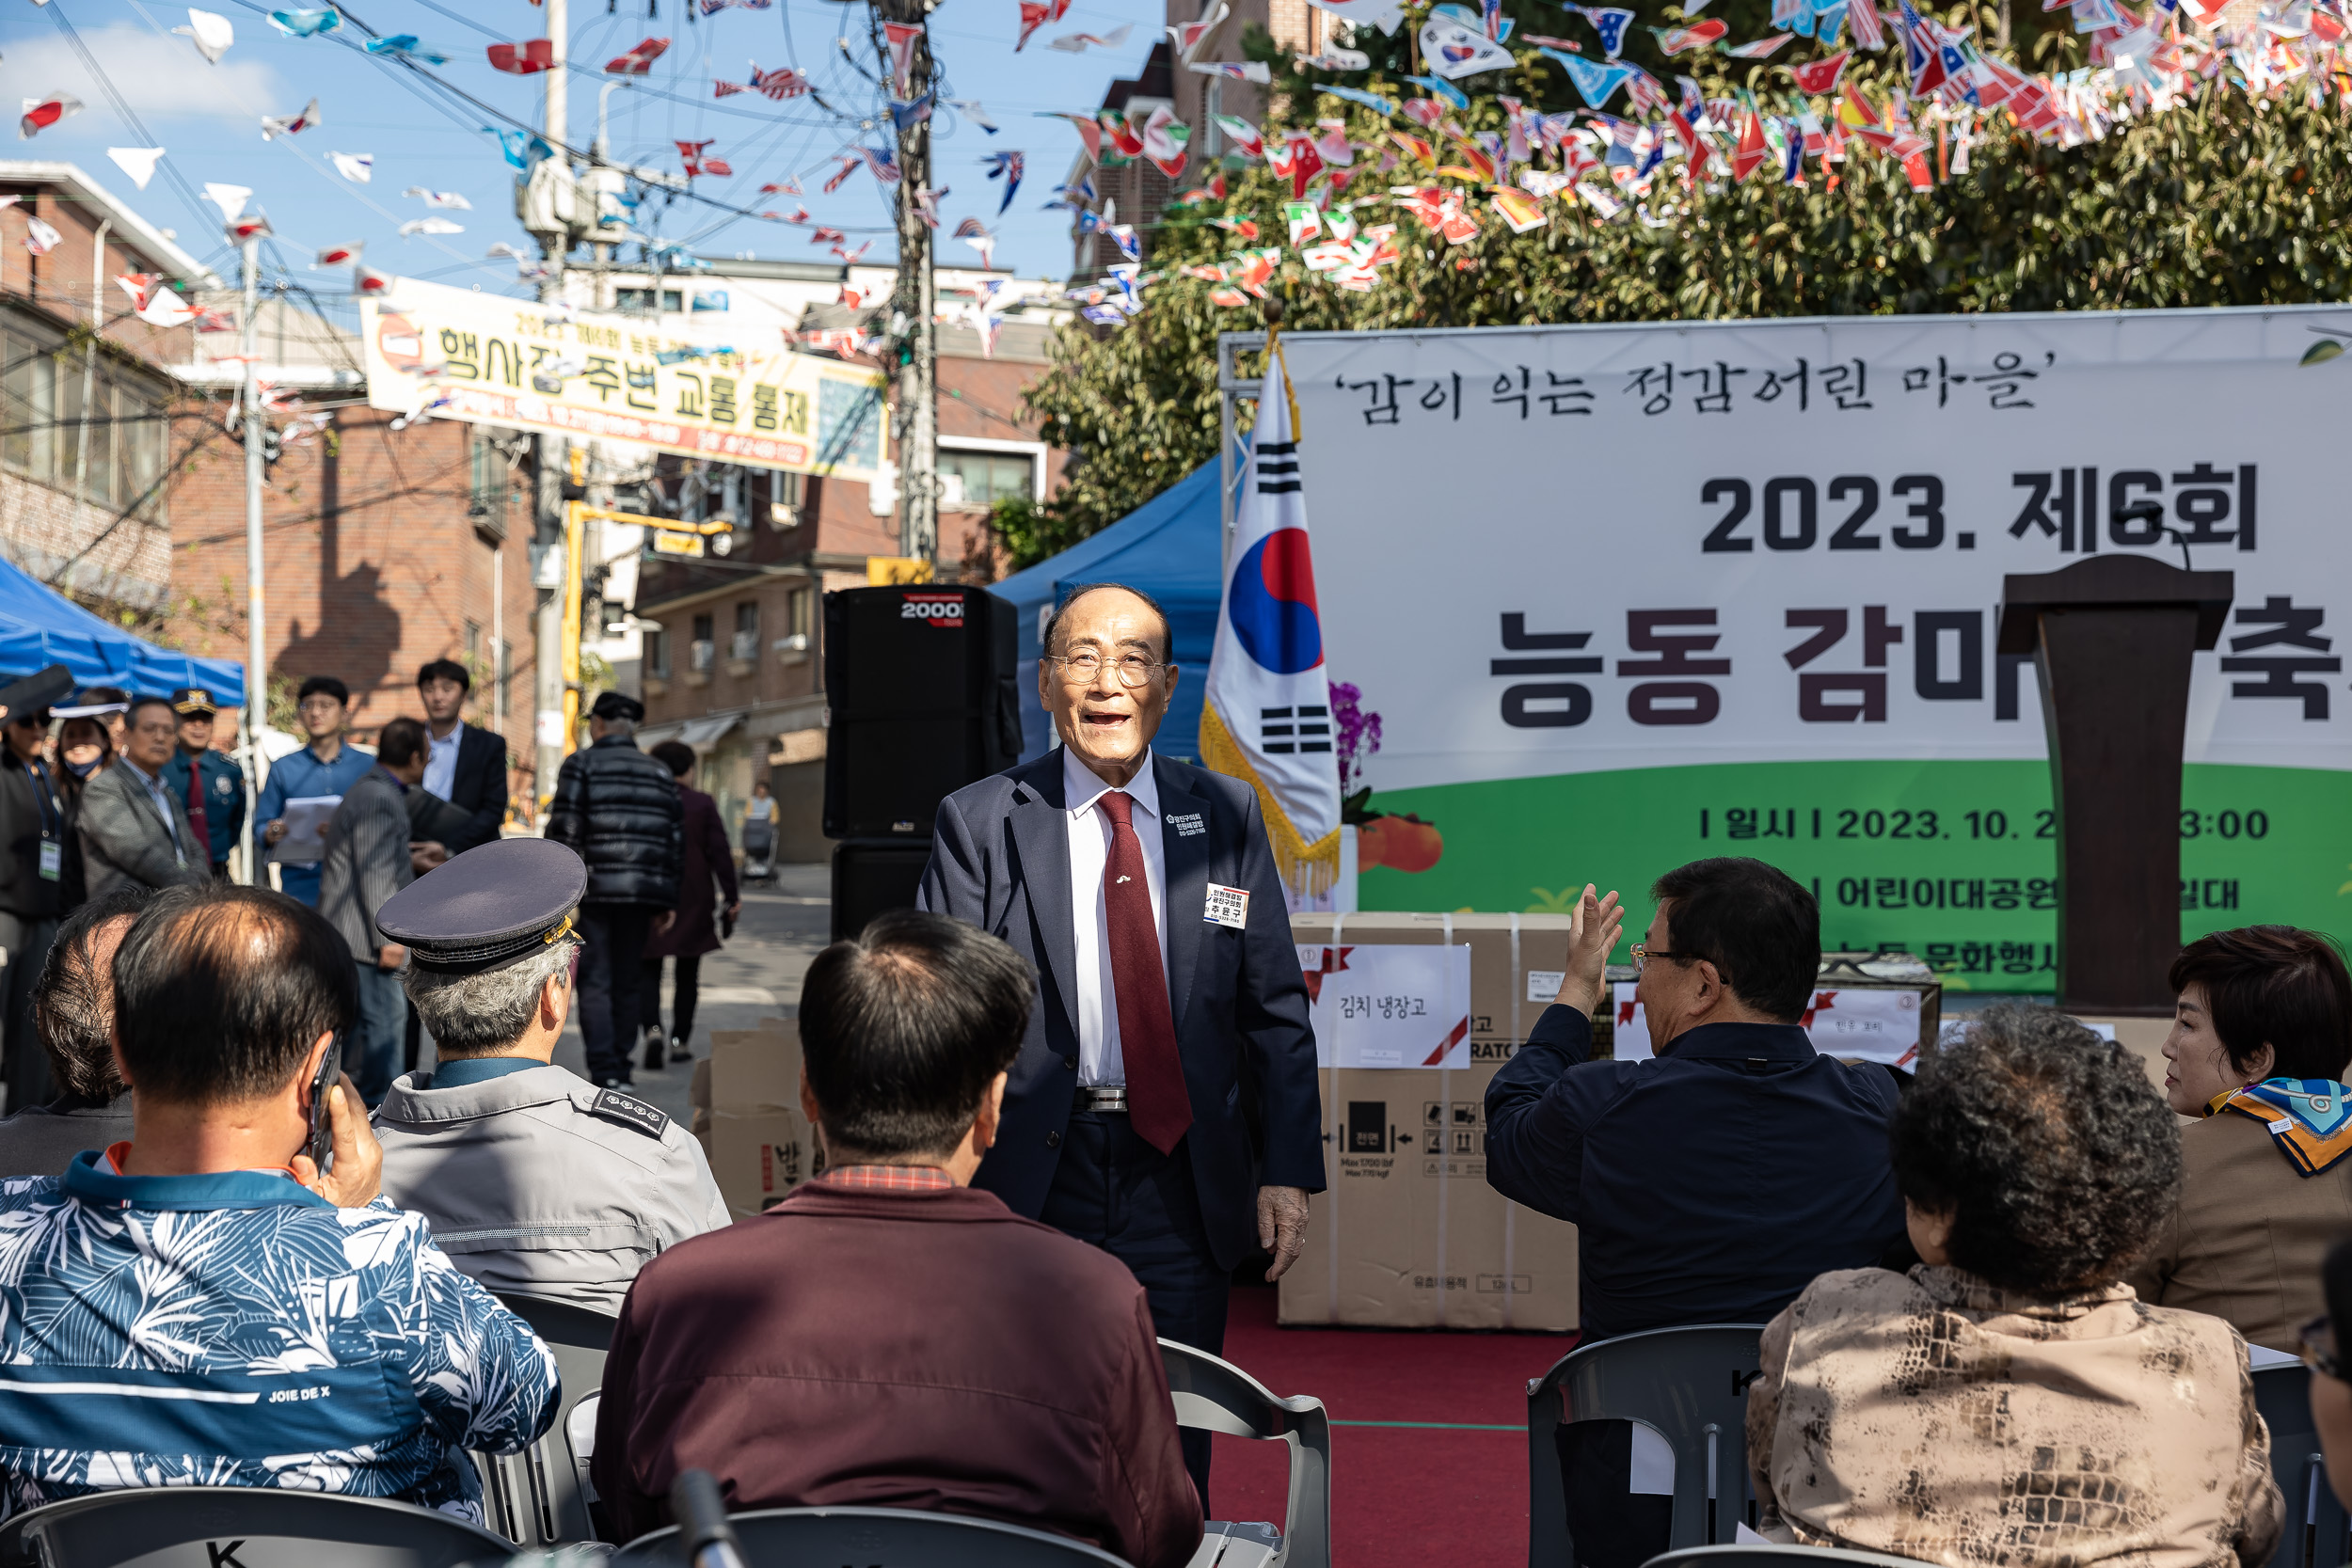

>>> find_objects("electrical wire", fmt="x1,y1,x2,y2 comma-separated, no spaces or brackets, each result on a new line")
40,1,231,248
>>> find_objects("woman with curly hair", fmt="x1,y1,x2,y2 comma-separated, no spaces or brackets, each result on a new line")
1746,1004,2281,1568
2123,926,2352,1353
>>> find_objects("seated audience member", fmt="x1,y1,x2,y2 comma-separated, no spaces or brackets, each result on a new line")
2125,926,2352,1352
593,910,1200,1567
1486,860,1905,1340
372,838,729,1313
2311,1240,2352,1509
0,890,148,1176
0,883,558,1522
1749,1005,2281,1568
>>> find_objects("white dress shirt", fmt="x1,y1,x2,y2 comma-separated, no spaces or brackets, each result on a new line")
422,722,462,800
1063,744,1169,1088
119,758,184,861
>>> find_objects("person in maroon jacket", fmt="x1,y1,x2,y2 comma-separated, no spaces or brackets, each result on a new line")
591,909,1202,1565
636,742,739,1072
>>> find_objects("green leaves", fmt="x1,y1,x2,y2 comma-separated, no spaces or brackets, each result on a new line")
1003,79,2352,567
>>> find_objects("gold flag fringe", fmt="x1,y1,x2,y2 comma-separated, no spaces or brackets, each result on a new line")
1201,702,1341,898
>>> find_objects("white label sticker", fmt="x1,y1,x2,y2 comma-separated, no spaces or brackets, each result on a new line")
1526,970,1565,1003
1204,882,1250,928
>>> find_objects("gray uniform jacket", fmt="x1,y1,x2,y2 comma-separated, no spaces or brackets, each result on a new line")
76,763,205,901
318,767,414,963
373,1062,730,1314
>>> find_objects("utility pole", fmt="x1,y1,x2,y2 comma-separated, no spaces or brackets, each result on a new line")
532,0,571,811
239,234,266,884
884,0,939,570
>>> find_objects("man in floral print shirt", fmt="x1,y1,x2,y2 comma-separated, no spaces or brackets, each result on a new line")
0,883,557,1523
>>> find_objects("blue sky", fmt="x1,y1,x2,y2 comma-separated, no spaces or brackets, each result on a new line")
2,0,1153,299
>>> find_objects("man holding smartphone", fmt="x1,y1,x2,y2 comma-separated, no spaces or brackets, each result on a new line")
0,882,557,1526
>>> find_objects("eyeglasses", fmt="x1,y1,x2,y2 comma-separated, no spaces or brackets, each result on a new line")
1048,652,1167,689
1630,944,1689,974
2302,1315,2344,1382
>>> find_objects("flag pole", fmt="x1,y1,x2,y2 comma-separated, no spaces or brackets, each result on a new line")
239,233,265,885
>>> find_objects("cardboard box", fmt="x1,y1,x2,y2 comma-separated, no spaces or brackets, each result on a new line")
1280,912,1580,1332
707,1023,820,1218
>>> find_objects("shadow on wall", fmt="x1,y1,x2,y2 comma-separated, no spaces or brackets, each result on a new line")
278,561,401,705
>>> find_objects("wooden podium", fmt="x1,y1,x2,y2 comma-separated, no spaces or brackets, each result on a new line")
1995,555,2233,1014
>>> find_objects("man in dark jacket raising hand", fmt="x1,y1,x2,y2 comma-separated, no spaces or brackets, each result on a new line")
547,691,683,1088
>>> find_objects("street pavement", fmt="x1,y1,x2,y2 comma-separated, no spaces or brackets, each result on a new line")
418,862,831,1127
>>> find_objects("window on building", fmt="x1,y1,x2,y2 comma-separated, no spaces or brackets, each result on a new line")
937,448,1036,509
0,324,167,517
732,601,759,661
691,611,716,673
787,586,812,639
615,289,686,314
644,626,669,677
499,640,514,720
469,434,509,538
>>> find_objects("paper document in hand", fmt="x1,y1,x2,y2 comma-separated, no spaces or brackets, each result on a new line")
1299,942,1471,1068
268,796,342,863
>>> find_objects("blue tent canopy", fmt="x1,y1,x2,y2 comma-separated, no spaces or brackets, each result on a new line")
991,462,1222,762
0,556,244,702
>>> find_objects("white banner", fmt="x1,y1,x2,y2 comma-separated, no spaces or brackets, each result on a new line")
1612,983,1923,1069
1301,943,1471,1069
1282,307,2352,789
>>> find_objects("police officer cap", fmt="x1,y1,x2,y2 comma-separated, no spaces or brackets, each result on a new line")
374,838,589,974
591,690,644,723
169,687,218,716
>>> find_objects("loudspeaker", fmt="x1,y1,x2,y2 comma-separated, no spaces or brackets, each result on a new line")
822,585,1021,840
831,838,934,943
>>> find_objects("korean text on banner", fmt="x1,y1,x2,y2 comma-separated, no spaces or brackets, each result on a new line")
1279,308,2352,992
1301,942,1472,1068
359,276,889,482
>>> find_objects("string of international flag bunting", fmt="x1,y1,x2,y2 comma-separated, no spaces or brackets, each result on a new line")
9,0,2338,348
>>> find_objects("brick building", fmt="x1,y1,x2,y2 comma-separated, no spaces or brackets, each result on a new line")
0,162,215,612
631,315,1068,862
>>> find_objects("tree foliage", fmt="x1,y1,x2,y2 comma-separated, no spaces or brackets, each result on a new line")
1003,28,2352,566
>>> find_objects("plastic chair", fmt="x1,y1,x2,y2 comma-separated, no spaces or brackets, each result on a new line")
0,1485,514,1567
1527,1324,1769,1568
472,1290,615,1547
613,1504,1135,1566
1644,1544,1935,1568
1159,1338,1331,1568
2253,1360,2352,1568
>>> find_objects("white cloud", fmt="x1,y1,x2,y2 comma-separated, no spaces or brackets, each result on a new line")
5,24,286,124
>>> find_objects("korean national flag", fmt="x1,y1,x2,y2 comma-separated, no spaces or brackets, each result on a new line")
1201,344,1343,895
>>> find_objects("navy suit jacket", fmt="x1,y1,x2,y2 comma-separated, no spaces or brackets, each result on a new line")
1485,1007,1905,1342
442,722,509,853
918,750,1325,1270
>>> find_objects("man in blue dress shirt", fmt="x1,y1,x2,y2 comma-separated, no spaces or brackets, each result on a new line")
256,676,376,907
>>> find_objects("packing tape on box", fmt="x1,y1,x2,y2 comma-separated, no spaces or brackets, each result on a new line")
1504,912,1519,1332
1436,912,1453,1326
1325,911,1343,1319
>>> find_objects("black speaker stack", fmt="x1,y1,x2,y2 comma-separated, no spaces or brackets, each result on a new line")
823,585,1021,942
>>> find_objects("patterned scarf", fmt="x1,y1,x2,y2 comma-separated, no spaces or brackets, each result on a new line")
2213,1077,2352,1176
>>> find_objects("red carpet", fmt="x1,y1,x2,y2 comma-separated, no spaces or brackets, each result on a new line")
1206,1285,1574,1568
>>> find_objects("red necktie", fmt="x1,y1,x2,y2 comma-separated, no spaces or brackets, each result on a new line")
183,757,211,863
1097,790,1192,1154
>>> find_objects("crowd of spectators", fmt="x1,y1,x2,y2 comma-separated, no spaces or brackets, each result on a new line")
0,824,2338,1568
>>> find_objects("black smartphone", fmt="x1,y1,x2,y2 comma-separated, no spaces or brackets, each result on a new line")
306,1033,342,1173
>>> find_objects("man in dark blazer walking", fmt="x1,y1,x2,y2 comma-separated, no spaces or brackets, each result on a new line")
415,658,509,854
919,581,1324,1511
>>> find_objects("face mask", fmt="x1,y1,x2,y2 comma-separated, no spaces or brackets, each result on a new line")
64,758,99,780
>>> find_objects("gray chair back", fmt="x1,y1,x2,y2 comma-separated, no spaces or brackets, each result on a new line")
1528,1324,1769,1568
472,1290,615,1547
2253,1360,2352,1568
1160,1338,1331,1568
0,1486,513,1568
1644,1544,1933,1568
613,1504,1134,1566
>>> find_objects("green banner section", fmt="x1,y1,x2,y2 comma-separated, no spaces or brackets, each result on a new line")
1358,761,2352,994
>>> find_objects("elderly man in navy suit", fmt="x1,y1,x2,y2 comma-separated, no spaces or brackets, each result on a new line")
919,581,1323,1512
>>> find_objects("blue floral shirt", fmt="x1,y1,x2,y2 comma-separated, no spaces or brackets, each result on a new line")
0,1152,560,1523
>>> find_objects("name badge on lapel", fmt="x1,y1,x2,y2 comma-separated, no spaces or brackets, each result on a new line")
1165,811,1206,837
1204,883,1249,929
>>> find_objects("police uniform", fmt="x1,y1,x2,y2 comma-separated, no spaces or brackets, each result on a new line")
159,687,246,879
370,837,731,1316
